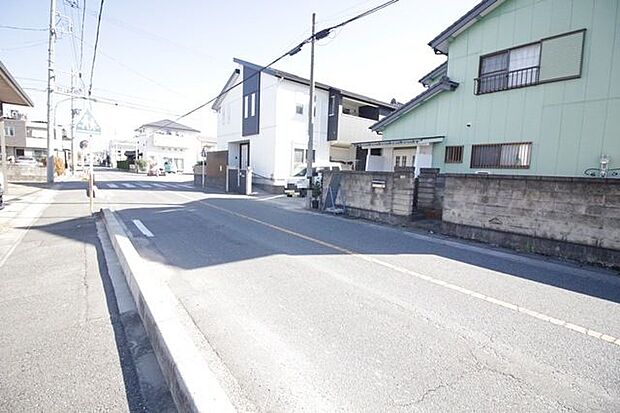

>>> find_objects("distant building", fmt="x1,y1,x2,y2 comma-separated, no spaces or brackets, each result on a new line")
135,119,202,173
3,110,69,163
108,138,138,166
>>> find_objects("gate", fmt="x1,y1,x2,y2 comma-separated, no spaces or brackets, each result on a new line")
226,167,252,195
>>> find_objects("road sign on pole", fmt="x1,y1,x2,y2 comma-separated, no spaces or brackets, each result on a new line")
75,109,101,136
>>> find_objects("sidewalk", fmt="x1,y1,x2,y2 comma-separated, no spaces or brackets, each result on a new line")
0,181,163,411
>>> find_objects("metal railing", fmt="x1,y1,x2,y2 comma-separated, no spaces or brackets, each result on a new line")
474,66,540,95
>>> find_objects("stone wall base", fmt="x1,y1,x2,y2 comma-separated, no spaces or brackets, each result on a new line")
343,206,411,226
441,221,620,270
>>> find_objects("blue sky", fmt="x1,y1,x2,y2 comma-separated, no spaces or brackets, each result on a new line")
1,0,478,148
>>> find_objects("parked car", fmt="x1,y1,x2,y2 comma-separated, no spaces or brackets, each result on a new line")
15,156,37,166
284,163,341,197
162,161,177,174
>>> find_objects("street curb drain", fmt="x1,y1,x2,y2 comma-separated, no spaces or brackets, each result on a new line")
101,208,236,413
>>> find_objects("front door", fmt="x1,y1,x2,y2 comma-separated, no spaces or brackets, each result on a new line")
239,143,249,170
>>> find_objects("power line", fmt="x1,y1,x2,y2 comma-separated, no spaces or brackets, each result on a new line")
87,0,105,97
0,25,47,31
163,0,399,129
79,0,87,72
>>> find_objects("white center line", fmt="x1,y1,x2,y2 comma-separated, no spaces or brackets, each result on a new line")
132,219,154,237
256,195,286,201
107,183,119,189
172,191,620,349
122,183,136,188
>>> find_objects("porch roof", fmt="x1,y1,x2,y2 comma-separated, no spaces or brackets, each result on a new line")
354,136,444,148
0,60,34,107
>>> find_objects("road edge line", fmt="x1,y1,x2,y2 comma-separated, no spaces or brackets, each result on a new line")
101,208,237,413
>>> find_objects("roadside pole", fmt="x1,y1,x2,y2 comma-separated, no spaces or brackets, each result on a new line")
0,103,7,194
89,134,94,214
306,12,316,209
46,0,56,183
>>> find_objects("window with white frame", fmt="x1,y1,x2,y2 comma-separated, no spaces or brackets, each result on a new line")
244,95,249,119
250,93,256,117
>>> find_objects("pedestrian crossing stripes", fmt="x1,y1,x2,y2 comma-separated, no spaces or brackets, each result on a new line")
99,182,196,191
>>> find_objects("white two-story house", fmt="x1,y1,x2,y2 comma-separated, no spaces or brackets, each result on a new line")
212,58,396,192
135,119,202,173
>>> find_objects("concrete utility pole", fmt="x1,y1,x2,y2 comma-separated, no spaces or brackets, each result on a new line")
70,68,76,175
0,103,6,193
306,12,316,209
46,0,57,183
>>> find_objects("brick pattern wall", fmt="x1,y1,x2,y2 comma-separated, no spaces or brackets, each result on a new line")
442,174,620,251
322,170,416,224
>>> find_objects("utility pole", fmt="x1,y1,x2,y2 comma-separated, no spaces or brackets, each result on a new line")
0,103,6,194
306,12,316,209
46,0,57,183
70,68,76,175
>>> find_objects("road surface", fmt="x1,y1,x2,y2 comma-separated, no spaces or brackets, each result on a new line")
96,169,620,412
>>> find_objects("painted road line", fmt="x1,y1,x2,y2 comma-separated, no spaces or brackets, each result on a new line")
152,183,166,188
179,184,193,189
107,183,119,189
132,219,154,237
256,195,286,201
122,183,136,188
173,192,620,349
137,183,151,188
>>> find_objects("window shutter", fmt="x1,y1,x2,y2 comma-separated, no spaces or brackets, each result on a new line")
539,30,585,82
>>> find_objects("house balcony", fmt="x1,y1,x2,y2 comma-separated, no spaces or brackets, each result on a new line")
474,66,540,95
336,113,380,144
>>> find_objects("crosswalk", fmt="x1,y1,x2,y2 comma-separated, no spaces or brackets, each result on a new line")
97,182,195,190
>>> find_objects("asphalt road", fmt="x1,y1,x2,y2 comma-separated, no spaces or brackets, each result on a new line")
97,169,620,412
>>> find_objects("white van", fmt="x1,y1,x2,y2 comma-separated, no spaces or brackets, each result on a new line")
284,162,341,197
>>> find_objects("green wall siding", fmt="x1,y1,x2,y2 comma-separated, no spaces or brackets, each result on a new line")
381,0,620,176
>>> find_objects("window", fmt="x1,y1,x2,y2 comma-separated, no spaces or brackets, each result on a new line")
244,95,249,119
293,148,304,164
370,148,382,156
304,149,316,162
477,43,540,94
4,126,15,136
16,148,24,157
475,30,585,95
250,93,256,117
329,96,336,116
470,142,532,169
295,103,304,115
395,156,407,168
444,145,464,163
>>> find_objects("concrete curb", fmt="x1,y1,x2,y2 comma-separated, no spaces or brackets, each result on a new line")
101,208,236,413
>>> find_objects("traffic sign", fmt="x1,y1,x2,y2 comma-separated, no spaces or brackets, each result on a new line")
75,109,101,135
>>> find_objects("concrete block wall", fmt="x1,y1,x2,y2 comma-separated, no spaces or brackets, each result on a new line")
322,170,416,224
416,168,445,219
442,174,620,266
6,164,46,182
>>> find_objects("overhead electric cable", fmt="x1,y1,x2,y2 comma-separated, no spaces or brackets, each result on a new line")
87,0,104,96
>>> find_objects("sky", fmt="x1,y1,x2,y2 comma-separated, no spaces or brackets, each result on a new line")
0,0,479,150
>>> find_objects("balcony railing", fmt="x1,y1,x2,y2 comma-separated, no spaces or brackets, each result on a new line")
474,66,540,95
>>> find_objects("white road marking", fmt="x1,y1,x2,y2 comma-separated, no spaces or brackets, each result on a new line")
132,219,154,237
107,183,119,189
122,183,136,188
152,183,166,188
179,184,192,189
138,183,151,188
256,195,286,201
173,191,620,349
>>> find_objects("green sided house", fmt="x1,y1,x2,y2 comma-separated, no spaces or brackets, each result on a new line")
364,0,620,177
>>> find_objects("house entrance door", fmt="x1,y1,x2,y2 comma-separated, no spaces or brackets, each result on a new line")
239,142,249,170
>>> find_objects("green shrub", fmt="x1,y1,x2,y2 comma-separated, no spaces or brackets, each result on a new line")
116,160,129,170
136,159,148,171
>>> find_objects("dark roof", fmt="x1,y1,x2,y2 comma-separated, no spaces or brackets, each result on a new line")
230,58,397,110
136,119,200,133
428,0,505,54
0,60,34,107
370,78,459,132
418,62,448,87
